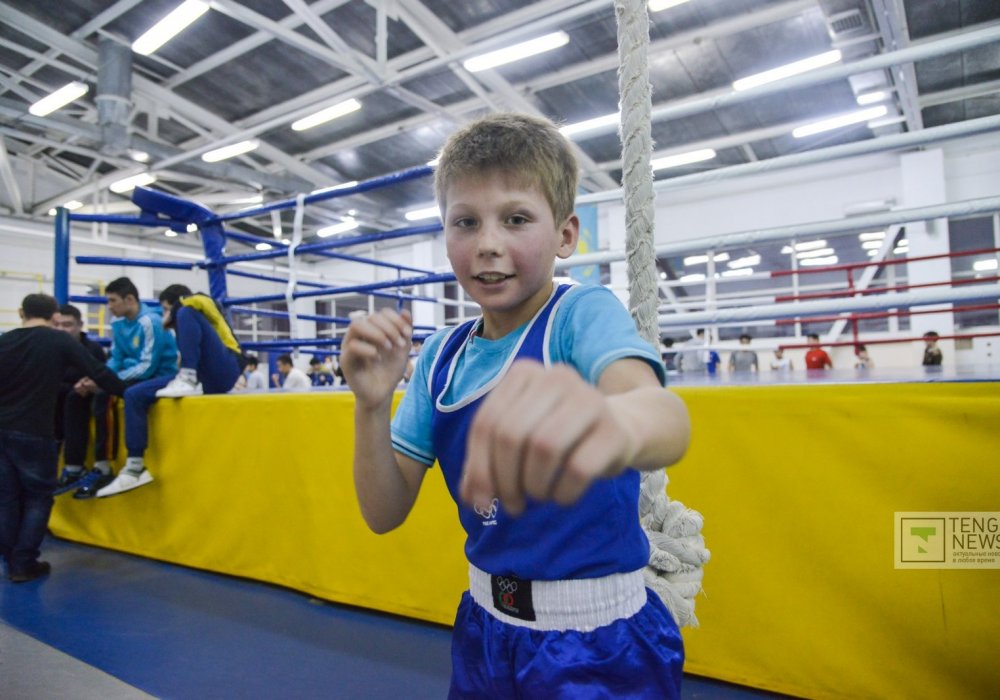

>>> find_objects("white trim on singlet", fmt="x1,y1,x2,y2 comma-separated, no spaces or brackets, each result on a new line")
424,324,462,398
541,284,575,368
434,285,561,414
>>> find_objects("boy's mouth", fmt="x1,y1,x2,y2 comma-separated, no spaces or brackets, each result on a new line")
473,272,513,283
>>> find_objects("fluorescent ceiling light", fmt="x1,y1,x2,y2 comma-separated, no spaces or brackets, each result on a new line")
317,217,359,238
202,140,259,163
799,256,839,267
684,252,730,266
291,98,361,131
733,50,841,92
858,231,885,241
132,0,210,56
652,148,716,171
129,149,150,163
649,0,691,11
866,249,878,257
255,242,273,251
973,259,999,271
792,106,888,138
679,273,706,283
796,247,835,259
405,205,441,222
856,91,887,105
463,31,569,73
727,254,760,269
893,247,908,255
311,181,358,195
164,229,178,238
560,112,620,138
110,173,156,193
63,200,83,210
861,241,884,250
29,81,89,117
868,115,907,129
721,268,754,277
896,239,908,247
781,239,828,253
186,223,199,233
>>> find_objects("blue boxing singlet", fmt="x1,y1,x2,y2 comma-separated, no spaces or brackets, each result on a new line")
428,284,650,580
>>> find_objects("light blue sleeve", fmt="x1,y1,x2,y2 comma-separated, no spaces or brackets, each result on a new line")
551,285,666,387
389,329,450,467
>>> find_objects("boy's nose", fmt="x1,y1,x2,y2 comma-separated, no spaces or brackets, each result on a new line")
476,224,504,256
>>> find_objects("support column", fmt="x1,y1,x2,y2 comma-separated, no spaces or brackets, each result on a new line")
604,203,630,307
410,240,437,330
900,149,953,366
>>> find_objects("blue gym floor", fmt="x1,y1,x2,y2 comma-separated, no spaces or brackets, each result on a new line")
1,538,790,699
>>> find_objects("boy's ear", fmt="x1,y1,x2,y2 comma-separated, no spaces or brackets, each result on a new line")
556,213,580,260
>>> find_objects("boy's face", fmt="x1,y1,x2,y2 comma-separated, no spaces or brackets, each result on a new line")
107,292,134,318
443,172,578,338
55,313,82,336
278,361,291,375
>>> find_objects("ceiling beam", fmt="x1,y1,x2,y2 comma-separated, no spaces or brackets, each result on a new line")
0,137,24,215
869,0,924,131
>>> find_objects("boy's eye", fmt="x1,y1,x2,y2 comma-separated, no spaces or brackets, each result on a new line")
507,214,530,225
453,217,477,228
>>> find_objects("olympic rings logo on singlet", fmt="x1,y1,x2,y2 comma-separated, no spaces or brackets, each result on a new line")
474,498,499,525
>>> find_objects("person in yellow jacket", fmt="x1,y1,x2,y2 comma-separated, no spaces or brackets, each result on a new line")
97,284,245,497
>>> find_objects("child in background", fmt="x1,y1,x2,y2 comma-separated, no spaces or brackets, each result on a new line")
341,113,691,698
922,331,943,366
804,333,833,370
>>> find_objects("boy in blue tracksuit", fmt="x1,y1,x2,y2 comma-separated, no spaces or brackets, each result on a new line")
96,284,243,497
341,114,692,698
71,277,177,497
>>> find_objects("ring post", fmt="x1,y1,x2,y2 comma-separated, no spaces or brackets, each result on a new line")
54,206,70,304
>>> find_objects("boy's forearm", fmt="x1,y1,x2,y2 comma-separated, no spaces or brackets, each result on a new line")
607,387,690,471
353,401,419,533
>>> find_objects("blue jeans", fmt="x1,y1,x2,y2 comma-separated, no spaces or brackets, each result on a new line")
123,307,241,457
0,429,59,570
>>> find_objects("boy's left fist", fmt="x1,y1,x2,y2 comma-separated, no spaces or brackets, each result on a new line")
459,360,636,516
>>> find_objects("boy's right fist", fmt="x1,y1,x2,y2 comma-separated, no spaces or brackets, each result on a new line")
340,308,413,408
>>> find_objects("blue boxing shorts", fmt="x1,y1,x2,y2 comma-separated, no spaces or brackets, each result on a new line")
448,565,684,699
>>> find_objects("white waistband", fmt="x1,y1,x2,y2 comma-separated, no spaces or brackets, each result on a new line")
468,564,647,632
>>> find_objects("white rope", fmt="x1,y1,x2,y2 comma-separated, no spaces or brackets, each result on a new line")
615,0,709,628
285,194,306,357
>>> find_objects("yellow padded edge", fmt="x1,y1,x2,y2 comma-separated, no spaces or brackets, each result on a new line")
50,383,1000,699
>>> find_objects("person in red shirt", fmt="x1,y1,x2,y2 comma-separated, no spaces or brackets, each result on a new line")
804,333,833,370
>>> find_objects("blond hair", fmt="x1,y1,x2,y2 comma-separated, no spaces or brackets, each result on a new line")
434,113,579,224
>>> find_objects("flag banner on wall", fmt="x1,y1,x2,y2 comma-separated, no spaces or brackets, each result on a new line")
569,204,599,284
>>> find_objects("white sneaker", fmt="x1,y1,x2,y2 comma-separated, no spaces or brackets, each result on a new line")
96,469,153,497
156,375,203,398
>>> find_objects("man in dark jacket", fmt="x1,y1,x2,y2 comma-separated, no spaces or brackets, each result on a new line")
0,294,126,582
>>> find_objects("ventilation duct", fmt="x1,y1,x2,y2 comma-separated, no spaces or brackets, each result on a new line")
96,38,132,156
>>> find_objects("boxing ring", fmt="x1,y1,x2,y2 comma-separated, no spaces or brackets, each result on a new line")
47,18,1000,694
